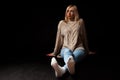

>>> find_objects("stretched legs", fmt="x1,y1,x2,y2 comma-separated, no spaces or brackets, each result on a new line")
60,48,86,74
51,48,86,77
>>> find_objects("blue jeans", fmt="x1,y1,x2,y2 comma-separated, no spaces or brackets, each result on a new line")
60,48,86,68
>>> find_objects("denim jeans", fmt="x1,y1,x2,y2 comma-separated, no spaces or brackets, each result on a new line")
60,47,86,68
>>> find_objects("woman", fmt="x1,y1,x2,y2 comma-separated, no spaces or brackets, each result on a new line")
47,4,95,77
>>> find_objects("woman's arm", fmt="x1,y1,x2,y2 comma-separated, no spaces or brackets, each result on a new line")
80,19,89,54
47,21,63,56
80,19,96,54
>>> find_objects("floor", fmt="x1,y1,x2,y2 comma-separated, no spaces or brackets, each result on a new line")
0,54,112,80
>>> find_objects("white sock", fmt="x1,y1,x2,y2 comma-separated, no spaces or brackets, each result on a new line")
51,57,66,77
67,56,75,74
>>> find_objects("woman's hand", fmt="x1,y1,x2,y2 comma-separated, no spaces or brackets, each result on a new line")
89,51,96,55
46,53,55,57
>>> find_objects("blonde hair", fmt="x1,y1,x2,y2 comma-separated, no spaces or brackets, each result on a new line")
64,4,80,22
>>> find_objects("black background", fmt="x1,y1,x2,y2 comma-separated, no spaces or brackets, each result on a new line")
0,0,115,80
15,0,110,62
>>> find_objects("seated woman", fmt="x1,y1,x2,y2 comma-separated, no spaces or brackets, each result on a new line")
47,4,95,78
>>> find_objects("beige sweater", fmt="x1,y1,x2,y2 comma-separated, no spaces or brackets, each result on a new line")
53,18,89,55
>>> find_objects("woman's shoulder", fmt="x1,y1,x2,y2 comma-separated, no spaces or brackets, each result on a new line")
59,20,66,24
57,20,66,29
58,20,66,26
78,18,84,23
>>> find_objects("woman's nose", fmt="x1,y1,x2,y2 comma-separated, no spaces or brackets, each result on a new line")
68,12,71,16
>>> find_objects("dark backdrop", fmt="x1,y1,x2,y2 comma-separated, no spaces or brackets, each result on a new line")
0,1,114,80
15,0,107,62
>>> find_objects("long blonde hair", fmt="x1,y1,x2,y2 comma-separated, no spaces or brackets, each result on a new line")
64,4,80,22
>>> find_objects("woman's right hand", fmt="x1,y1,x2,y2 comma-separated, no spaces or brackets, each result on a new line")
46,53,55,57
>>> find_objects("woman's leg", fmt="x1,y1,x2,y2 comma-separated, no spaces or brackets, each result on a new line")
51,57,66,77
60,48,75,74
60,48,73,63
51,48,74,77
73,49,86,63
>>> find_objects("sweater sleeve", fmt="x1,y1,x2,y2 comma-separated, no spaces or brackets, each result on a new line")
53,20,63,55
80,19,89,54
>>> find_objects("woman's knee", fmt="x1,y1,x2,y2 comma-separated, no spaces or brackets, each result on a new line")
60,48,72,56
73,49,86,62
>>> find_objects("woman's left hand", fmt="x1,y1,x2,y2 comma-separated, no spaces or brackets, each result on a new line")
89,51,96,55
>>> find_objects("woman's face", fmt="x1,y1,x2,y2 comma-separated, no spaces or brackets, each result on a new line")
66,7,75,20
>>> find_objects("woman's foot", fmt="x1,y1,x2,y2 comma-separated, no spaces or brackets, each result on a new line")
67,56,75,74
51,57,66,77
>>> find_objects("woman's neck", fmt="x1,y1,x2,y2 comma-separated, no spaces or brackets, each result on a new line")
68,20,75,23
68,19,75,22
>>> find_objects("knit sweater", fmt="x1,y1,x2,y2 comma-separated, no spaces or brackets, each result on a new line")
53,18,89,55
